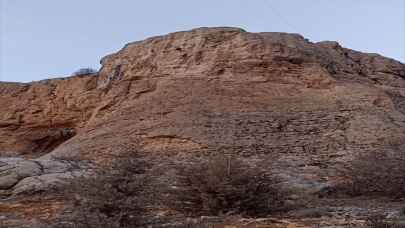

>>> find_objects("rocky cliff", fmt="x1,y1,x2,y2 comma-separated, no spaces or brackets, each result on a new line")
1,27,405,226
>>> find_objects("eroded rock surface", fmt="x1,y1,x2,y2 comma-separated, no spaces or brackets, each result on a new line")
0,27,405,225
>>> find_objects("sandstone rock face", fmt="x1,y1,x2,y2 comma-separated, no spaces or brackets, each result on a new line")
1,27,405,201
2,27,404,158
0,76,101,156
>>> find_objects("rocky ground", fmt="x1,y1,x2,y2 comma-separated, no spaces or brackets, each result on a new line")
0,27,405,227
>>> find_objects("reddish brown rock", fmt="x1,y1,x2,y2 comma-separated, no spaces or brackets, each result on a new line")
0,76,101,156
2,28,404,160
0,26,403,174
0,28,405,224
1,26,405,187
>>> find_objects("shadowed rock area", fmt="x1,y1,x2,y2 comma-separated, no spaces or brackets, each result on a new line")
1,27,405,227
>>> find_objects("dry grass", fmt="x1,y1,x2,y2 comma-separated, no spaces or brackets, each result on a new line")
365,214,405,228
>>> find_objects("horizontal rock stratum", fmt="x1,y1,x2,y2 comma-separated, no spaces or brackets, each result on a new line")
1,26,405,226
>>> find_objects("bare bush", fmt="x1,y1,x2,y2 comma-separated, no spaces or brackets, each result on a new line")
167,155,285,217
53,154,152,228
341,150,405,198
72,68,97,76
365,214,405,228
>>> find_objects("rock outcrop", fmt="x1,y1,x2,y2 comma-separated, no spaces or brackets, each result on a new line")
1,27,405,226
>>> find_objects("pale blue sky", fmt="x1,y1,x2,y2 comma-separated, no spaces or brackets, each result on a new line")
1,0,404,82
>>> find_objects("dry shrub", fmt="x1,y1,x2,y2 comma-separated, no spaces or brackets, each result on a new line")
54,154,152,228
365,214,405,228
342,150,405,198
167,155,285,217
72,68,97,76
